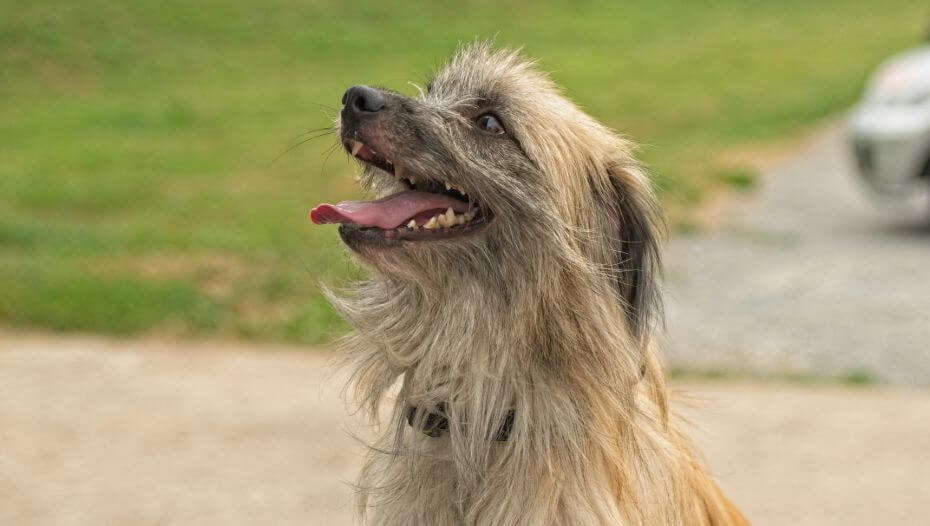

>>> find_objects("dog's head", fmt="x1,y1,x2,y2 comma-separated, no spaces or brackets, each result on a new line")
312,43,662,339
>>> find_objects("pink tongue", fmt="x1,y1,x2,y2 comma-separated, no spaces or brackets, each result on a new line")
310,191,469,229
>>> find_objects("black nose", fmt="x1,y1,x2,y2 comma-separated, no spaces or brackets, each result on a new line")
341,85,385,115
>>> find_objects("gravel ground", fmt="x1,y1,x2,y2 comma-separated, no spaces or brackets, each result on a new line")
664,123,930,385
2,334,929,526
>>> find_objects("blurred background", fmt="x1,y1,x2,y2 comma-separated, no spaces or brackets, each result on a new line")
2,1,929,525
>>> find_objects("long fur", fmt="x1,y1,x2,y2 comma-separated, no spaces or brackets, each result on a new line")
326,42,747,525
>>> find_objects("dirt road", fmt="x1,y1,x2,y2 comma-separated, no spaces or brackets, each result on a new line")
665,123,930,385
2,333,929,526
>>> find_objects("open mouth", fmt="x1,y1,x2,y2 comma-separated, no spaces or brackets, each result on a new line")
310,139,492,242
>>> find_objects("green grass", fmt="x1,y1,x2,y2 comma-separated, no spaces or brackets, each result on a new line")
714,168,758,191
668,367,878,387
0,0,925,343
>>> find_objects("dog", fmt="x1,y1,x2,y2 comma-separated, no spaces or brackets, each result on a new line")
311,42,747,525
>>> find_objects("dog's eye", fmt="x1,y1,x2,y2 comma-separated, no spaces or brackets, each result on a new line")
476,113,505,135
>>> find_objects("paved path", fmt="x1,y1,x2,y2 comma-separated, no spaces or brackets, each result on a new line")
0,335,365,526
2,333,929,526
665,123,930,385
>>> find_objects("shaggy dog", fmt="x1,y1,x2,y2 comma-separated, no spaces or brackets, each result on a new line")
311,43,747,525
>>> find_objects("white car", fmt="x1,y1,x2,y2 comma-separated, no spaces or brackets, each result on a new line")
849,45,930,202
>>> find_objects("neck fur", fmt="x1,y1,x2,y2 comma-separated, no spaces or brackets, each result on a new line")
329,258,733,525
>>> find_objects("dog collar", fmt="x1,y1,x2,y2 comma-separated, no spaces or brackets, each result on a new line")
406,402,516,441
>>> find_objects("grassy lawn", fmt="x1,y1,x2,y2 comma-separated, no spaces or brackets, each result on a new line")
0,0,924,343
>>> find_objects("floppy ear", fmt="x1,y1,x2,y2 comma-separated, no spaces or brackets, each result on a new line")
596,162,664,343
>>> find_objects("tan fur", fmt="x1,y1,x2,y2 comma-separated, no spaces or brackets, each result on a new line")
326,43,748,525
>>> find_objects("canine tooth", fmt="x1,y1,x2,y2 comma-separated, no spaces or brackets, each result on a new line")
424,216,439,229
350,140,363,156
444,207,455,225
445,182,452,191
407,219,417,229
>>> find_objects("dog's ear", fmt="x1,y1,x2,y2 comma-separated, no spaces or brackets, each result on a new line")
595,162,664,342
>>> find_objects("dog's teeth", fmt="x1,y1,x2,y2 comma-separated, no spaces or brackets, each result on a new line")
407,219,417,230
464,209,477,221
445,182,452,191
423,216,439,230
454,214,466,225
350,140,363,156
443,207,456,226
